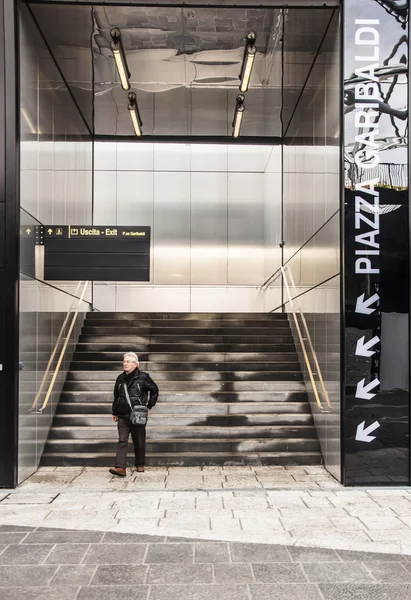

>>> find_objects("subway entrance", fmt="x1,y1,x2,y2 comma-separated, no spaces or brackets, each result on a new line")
0,0,409,487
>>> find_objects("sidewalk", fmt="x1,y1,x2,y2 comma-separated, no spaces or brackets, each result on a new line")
1,466,411,599
2,466,411,554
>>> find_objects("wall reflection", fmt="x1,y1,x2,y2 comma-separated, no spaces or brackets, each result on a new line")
93,142,283,312
281,10,341,480
18,5,92,483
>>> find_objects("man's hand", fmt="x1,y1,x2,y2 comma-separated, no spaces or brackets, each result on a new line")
112,415,118,422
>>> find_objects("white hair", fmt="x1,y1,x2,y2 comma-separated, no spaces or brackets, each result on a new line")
123,352,139,365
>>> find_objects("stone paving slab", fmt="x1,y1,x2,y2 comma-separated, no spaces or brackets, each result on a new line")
0,525,410,599
2,466,411,560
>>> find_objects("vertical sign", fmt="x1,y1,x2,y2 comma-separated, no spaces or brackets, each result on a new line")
344,0,409,484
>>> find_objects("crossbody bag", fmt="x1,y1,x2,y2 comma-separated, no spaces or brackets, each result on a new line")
124,383,148,426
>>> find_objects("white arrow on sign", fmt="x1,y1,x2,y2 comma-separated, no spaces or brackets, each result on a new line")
355,335,380,357
355,378,380,400
355,293,379,315
356,420,380,442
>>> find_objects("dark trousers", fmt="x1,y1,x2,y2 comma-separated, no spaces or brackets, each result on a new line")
115,417,146,469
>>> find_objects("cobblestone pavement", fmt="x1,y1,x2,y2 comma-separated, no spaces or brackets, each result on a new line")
1,466,411,598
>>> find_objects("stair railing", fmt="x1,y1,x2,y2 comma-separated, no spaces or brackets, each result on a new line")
260,266,331,412
31,280,90,414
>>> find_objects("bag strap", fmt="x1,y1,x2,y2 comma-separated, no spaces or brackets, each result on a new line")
123,384,133,409
124,382,145,407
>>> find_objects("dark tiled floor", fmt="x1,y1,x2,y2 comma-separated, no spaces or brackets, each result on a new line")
0,525,410,599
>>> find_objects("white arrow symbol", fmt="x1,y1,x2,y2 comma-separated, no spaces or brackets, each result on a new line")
355,378,380,400
355,335,380,357
356,420,380,442
355,293,379,315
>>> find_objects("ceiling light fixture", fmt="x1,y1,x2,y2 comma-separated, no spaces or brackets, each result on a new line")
232,94,245,138
110,27,131,91
128,92,143,136
239,31,256,93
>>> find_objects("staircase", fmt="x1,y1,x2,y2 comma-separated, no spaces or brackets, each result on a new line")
41,312,322,467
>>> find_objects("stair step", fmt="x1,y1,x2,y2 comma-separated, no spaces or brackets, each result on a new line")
59,389,308,402
43,438,321,453
67,368,301,379
40,311,321,468
64,379,303,392
40,452,322,467
57,402,312,415
76,342,298,352
86,312,288,321
73,352,299,362
51,416,315,429
79,334,294,344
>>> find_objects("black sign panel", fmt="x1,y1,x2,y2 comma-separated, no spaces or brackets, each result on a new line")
42,225,151,281
343,0,409,484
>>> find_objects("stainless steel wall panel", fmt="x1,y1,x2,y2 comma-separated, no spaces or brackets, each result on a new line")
190,145,228,173
227,173,265,285
117,142,154,172
227,146,271,173
263,171,282,281
190,172,228,285
265,147,282,174
116,286,191,312
94,141,117,172
153,172,191,284
93,171,117,224
154,144,190,172
116,171,154,227
18,5,93,482
282,11,341,480
52,171,66,224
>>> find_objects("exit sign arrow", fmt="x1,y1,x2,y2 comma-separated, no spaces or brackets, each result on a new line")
355,293,379,315
356,420,380,442
355,378,380,400
355,335,380,357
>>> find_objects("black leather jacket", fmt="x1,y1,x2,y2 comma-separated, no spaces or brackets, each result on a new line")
112,369,159,418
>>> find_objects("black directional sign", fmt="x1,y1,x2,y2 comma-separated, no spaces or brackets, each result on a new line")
343,0,409,485
41,225,151,281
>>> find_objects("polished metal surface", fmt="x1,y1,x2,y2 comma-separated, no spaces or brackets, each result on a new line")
28,3,334,137
18,5,93,483
93,142,278,296
281,11,341,480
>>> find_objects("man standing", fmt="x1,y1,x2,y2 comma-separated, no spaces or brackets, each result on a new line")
110,352,159,477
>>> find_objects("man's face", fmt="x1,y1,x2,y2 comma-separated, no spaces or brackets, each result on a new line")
123,357,136,373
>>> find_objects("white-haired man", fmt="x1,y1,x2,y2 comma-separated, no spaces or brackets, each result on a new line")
109,352,159,477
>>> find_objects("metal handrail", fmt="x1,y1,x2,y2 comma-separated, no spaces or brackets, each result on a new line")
31,281,89,413
261,265,330,411
286,267,331,410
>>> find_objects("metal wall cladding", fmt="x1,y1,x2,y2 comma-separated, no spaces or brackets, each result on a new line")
286,276,341,480
18,5,93,482
19,5,93,227
282,9,341,481
19,277,89,483
93,142,282,310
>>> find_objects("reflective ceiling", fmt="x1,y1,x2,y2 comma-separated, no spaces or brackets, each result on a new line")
28,3,336,138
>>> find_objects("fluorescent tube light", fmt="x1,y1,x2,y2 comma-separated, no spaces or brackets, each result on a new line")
239,32,256,93
110,28,131,91
232,94,245,138
128,92,143,136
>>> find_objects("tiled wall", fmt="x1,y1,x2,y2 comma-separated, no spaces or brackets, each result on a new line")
93,143,282,312
281,11,341,480
18,5,92,482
